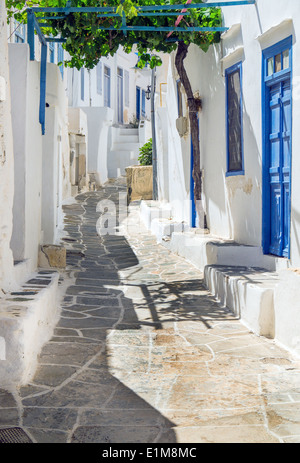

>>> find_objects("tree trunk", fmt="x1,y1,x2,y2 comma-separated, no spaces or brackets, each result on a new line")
175,41,206,228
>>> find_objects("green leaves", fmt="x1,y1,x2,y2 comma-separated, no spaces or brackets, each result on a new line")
116,0,138,19
6,0,222,69
138,139,153,166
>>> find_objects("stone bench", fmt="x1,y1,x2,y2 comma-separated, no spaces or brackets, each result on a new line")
204,265,280,339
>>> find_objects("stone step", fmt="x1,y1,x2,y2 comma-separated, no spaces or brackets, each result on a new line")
119,127,139,136
140,200,173,231
204,264,279,338
115,135,139,143
108,150,138,178
112,142,141,152
0,270,60,387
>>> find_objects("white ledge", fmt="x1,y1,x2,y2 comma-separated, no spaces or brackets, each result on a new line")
221,46,245,68
256,19,293,45
221,23,241,41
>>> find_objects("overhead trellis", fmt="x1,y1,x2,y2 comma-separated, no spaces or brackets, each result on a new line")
24,0,255,134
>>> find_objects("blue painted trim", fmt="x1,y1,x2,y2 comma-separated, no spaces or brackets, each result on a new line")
225,170,245,177
136,86,141,120
46,38,66,43
27,10,35,60
39,43,47,135
225,61,244,176
190,115,200,228
261,35,293,258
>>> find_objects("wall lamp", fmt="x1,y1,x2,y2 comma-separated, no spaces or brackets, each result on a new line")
145,85,152,100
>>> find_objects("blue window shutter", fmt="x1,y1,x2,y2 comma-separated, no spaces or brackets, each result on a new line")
225,62,244,176
142,89,146,117
96,61,102,95
81,68,85,101
124,70,129,107
49,42,55,63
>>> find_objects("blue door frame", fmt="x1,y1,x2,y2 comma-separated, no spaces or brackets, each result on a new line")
136,86,141,120
262,36,293,258
190,115,200,228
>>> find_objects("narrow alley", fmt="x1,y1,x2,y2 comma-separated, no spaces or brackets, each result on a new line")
0,178,300,444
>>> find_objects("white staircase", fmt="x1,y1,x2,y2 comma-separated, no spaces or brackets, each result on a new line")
108,127,142,178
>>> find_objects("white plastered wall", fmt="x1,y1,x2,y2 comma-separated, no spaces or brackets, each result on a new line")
9,43,42,273
42,62,71,245
0,3,15,291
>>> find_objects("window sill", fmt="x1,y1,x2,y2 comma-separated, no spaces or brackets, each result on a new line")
226,170,245,177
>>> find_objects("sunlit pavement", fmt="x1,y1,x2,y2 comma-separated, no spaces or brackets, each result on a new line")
1,178,300,443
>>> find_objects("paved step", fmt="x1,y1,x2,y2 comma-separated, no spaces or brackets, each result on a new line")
114,135,139,143
1,180,299,443
0,270,60,387
204,265,279,338
108,150,138,178
119,127,139,136
112,142,141,152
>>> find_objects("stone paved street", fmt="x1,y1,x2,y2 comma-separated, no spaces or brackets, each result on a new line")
1,178,300,443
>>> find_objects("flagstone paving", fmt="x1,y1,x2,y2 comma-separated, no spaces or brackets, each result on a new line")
1,177,300,443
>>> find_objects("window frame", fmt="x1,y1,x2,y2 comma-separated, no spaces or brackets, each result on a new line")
49,41,55,63
225,61,244,177
104,65,111,108
57,43,64,79
14,20,25,43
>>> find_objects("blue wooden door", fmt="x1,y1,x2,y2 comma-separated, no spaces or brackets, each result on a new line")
136,86,141,120
266,77,291,257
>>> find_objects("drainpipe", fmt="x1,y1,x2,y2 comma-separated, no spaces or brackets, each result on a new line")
151,67,158,201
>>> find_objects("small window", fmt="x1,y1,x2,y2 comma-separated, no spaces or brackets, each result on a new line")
225,62,244,175
96,61,102,95
267,57,274,76
282,49,290,70
14,20,25,43
81,68,85,101
265,43,291,78
275,53,282,73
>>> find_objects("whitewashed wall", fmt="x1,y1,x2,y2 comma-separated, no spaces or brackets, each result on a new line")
0,4,15,291
42,62,71,244
9,43,42,273
156,0,300,266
